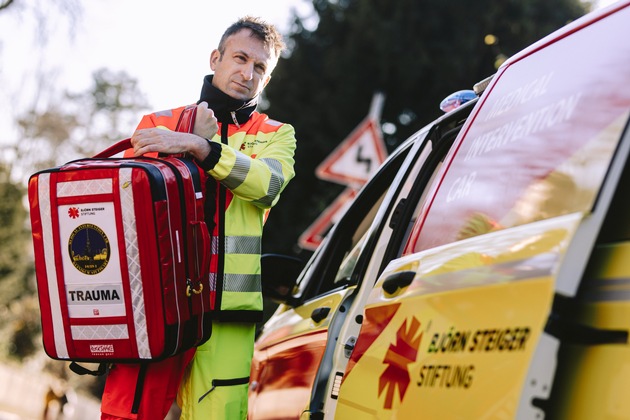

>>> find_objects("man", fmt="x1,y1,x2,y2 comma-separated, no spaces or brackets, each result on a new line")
100,16,296,420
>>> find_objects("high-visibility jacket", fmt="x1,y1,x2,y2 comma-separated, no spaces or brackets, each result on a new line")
133,105,296,322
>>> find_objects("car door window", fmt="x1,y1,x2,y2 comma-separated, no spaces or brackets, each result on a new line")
292,145,412,303
376,106,475,273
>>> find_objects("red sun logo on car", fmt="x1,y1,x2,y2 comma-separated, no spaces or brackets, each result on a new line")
68,207,79,219
379,317,422,409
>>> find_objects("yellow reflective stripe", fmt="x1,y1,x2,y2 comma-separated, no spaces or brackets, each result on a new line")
221,291,262,311
225,253,259,273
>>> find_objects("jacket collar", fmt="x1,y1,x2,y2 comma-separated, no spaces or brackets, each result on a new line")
198,75,257,125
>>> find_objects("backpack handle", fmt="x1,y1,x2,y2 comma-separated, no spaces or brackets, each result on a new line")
92,138,133,159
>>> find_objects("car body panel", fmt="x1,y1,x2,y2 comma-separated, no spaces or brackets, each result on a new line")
336,213,581,418
542,241,630,420
249,288,353,419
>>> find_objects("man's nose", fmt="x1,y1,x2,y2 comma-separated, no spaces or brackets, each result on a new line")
241,63,254,80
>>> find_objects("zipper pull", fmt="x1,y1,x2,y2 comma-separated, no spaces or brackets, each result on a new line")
230,111,240,128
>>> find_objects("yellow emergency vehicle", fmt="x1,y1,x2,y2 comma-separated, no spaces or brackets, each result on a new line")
249,1,630,418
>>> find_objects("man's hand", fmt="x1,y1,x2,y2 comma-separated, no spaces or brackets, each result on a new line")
130,128,211,161
130,102,218,160
193,101,219,139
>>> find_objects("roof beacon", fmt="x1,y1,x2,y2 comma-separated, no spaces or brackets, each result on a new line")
439,89,477,113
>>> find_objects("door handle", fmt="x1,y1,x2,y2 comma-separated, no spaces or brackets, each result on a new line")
311,306,331,323
382,271,415,294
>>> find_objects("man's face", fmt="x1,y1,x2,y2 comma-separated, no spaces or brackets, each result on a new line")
210,29,276,101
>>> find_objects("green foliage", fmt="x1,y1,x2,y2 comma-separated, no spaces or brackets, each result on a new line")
261,0,589,256
0,164,39,361
0,165,31,299
11,68,149,180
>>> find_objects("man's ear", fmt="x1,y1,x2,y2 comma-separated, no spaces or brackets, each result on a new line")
263,75,272,88
209,49,220,71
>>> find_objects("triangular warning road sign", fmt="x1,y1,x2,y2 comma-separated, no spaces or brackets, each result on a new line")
315,118,387,187
298,188,358,251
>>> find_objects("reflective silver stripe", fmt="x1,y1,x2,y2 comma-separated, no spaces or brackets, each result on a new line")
210,235,261,293
154,109,174,117
71,324,129,340
57,178,112,197
119,168,151,358
222,153,250,190
209,272,218,293
224,273,261,292
39,174,69,359
253,158,284,207
211,236,220,255
212,235,261,255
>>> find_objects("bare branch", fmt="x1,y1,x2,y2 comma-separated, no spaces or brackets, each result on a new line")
0,0,15,12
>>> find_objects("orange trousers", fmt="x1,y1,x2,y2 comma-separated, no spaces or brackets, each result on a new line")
100,349,195,419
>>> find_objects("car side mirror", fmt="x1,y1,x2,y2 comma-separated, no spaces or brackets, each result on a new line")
261,253,303,304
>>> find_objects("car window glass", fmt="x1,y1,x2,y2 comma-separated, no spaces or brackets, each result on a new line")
333,190,387,286
334,231,366,286
379,117,469,267
292,146,411,302
405,23,630,255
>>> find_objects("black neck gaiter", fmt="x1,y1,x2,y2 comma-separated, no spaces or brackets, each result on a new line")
197,75,257,125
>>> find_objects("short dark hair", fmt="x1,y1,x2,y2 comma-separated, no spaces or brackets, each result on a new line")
218,16,286,61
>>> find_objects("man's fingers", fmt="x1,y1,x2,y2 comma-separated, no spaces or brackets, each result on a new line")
130,129,159,156
197,101,215,119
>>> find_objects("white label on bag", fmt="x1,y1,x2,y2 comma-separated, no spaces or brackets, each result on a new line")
58,201,127,318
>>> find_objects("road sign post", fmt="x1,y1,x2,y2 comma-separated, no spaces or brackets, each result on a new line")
300,92,388,250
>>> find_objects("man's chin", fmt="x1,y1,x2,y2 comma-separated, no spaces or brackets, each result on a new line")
227,90,251,101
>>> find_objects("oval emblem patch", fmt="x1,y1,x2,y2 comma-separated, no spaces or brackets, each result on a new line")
68,223,111,275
